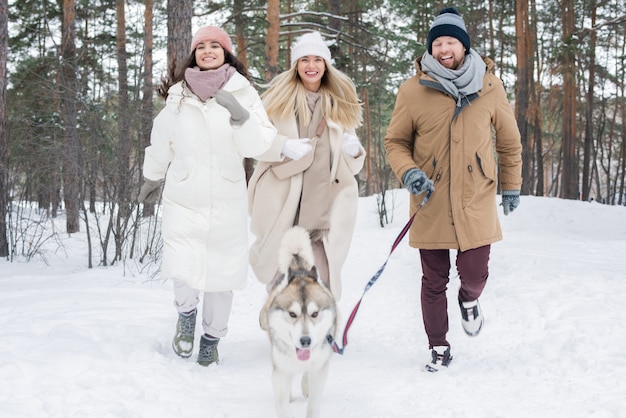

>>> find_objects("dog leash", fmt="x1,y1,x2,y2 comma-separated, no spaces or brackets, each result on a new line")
327,190,432,355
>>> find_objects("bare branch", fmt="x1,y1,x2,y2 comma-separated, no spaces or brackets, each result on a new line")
582,13,626,31
280,11,349,21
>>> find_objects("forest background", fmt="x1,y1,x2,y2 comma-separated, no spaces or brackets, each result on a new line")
0,0,625,268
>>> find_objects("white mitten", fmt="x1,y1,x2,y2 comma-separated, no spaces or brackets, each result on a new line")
282,138,312,160
342,133,362,157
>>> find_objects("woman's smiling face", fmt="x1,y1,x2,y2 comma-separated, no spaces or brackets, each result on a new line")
296,55,326,92
195,41,225,70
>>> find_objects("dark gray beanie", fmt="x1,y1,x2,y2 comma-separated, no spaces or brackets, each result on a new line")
426,7,471,54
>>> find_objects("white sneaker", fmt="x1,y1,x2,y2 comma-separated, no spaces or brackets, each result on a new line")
424,345,453,372
459,299,484,336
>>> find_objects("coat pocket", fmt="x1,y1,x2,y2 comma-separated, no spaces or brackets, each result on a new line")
169,156,192,182
219,165,245,183
475,151,497,183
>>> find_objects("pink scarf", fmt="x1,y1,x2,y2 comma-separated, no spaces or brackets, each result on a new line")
184,64,236,102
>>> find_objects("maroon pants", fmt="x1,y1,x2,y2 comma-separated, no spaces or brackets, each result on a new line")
419,245,490,348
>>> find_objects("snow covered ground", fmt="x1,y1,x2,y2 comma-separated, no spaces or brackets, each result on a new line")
2,191,625,417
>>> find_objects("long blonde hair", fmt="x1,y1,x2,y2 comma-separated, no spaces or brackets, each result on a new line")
261,61,363,129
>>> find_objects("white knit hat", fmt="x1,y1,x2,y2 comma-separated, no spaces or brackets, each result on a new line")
290,31,332,67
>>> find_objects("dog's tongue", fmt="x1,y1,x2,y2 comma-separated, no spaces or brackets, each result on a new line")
296,348,311,361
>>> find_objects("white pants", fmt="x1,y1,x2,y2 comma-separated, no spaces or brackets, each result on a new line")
172,279,233,339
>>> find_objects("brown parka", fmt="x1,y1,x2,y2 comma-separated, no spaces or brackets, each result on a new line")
384,56,522,252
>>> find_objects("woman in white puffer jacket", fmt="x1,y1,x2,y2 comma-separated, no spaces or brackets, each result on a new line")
138,26,276,366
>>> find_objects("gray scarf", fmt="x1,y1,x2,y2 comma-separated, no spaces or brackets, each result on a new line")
420,49,486,107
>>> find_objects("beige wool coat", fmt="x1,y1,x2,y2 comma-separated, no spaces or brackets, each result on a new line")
248,112,365,300
384,56,522,251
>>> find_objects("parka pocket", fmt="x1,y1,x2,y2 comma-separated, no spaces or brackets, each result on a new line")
169,156,193,182
219,165,245,184
419,156,438,179
475,151,497,183
462,152,496,208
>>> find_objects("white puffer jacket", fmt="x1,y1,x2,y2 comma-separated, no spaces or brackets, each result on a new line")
143,73,276,291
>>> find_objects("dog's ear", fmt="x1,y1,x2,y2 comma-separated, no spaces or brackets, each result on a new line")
287,266,318,283
287,268,303,283
310,265,319,282
310,266,332,292
286,266,320,285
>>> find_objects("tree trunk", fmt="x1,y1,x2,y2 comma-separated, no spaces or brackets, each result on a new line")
582,3,596,201
167,0,192,73
233,0,247,68
0,0,8,256
515,0,532,195
529,0,544,196
362,88,372,195
61,0,81,233
141,0,155,217
114,0,130,261
560,0,578,199
265,0,279,82
619,38,626,205
116,0,130,219
327,0,341,65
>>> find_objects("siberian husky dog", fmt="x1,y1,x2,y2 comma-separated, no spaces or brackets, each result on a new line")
260,226,338,418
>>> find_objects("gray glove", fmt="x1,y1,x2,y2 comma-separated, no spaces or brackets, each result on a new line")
402,168,434,195
501,190,520,215
138,177,164,204
214,90,250,126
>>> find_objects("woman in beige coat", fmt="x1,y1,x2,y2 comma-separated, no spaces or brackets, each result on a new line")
248,31,364,300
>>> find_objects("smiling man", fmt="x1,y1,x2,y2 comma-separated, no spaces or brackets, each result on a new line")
384,7,523,373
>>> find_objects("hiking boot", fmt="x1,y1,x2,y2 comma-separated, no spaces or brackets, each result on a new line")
197,334,219,366
459,299,484,337
425,345,453,372
172,309,197,358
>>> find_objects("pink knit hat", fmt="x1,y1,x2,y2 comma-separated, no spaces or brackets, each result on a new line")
190,26,233,54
